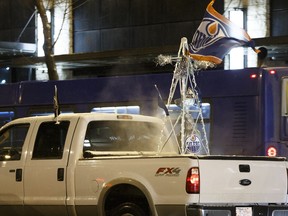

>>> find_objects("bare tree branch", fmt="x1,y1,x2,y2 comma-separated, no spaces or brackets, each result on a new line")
34,0,59,80
52,0,71,48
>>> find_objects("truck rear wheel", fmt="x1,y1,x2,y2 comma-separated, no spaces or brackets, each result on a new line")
109,202,146,216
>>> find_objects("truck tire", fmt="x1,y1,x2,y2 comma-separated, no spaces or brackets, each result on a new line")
110,202,147,216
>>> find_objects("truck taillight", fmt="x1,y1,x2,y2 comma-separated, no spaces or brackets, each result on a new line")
186,167,200,194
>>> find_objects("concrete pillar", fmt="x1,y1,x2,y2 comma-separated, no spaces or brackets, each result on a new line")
224,0,269,68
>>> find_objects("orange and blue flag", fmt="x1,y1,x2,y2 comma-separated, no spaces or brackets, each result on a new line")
188,0,259,64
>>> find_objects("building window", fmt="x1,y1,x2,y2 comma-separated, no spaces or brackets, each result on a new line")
226,9,247,69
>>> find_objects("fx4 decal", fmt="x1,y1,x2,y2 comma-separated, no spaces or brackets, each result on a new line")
155,167,181,177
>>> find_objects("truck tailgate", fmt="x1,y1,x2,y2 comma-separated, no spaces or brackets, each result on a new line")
198,157,288,204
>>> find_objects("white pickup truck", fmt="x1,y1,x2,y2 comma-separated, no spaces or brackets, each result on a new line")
0,113,288,216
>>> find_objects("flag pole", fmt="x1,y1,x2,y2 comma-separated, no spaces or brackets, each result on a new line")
53,85,60,124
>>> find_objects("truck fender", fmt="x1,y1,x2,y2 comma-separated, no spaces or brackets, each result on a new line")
97,177,156,216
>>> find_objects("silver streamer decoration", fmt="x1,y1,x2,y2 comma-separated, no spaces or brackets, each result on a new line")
156,54,173,66
193,60,216,70
156,55,216,70
158,37,210,155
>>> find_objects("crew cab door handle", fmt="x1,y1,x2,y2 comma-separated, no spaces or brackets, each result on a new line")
57,168,64,181
16,169,22,182
9,169,22,182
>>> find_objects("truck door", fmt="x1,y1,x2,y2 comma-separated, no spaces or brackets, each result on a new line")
24,118,78,216
0,123,31,216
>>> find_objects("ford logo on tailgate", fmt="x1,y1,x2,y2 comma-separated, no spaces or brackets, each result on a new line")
239,179,252,186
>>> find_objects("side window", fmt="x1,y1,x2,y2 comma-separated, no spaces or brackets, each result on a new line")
32,121,69,160
84,122,116,152
0,124,29,161
83,121,164,153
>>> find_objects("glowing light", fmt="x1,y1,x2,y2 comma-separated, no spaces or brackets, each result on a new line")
4,155,11,160
267,146,277,157
269,70,276,75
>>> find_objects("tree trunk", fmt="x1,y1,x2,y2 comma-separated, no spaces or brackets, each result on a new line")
34,0,59,80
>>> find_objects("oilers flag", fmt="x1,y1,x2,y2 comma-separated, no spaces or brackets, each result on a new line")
188,0,259,64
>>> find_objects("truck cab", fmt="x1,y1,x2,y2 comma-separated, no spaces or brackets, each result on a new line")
0,113,178,216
